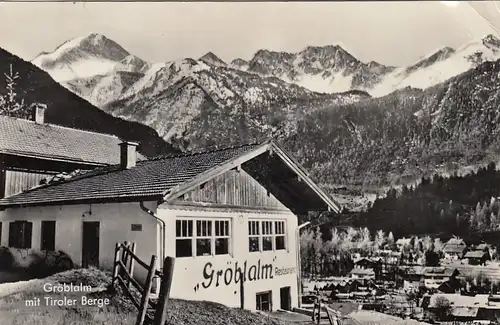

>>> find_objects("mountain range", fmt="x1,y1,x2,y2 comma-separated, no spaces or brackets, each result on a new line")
8,32,500,210
33,33,500,99
0,47,175,158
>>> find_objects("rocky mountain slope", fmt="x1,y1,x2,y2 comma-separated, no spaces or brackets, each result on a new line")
30,34,369,147
0,47,176,157
238,34,500,96
369,34,500,96
283,59,500,193
102,58,368,149
244,45,395,94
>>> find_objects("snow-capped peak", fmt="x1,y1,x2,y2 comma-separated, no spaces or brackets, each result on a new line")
199,52,226,67
31,33,145,82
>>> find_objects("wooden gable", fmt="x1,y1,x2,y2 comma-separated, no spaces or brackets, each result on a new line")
172,168,289,211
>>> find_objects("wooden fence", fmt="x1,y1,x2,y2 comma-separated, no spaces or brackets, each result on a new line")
311,295,340,325
110,241,175,325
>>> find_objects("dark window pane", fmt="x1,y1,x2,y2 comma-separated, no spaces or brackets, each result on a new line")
41,221,56,251
176,220,181,237
276,236,286,250
263,236,273,251
249,237,260,252
207,221,212,236
196,239,211,256
176,239,192,257
196,220,202,236
24,222,32,249
215,238,229,255
9,221,32,249
216,221,221,236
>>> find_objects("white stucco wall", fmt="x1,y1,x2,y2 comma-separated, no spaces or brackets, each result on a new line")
0,201,160,282
158,205,299,312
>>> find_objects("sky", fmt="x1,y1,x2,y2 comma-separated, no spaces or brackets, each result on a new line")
0,1,500,66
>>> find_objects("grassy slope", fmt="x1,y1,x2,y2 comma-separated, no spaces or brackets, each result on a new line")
0,268,301,325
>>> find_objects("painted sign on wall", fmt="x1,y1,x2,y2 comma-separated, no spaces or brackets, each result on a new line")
200,259,296,289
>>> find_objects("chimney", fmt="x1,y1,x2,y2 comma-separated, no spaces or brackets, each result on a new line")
119,141,139,169
34,104,47,124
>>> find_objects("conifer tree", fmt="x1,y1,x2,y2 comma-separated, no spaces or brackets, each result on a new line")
0,64,31,119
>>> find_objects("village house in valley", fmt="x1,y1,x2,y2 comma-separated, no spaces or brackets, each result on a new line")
0,105,145,200
0,141,340,312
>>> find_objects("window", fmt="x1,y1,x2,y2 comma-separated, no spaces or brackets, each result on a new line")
248,219,287,252
275,221,286,250
176,219,193,258
248,221,260,252
9,221,32,249
256,291,272,311
41,221,56,251
175,218,230,258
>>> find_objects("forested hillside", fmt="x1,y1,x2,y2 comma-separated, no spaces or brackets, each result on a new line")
284,59,500,192
341,163,500,239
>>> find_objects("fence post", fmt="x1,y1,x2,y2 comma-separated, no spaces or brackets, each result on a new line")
128,242,137,291
312,298,316,322
122,241,130,269
317,297,321,325
153,257,175,325
136,255,158,325
111,243,121,286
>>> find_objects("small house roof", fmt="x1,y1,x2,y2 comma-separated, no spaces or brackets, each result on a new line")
443,244,467,254
404,266,427,276
451,307,479,318
464,251,487,259
428,294,489,308
350,267,375,276
424,267,458,277
476,244,490,250
446,237,466,246
0,115,145,165
396,238,411,245
0,141,341,214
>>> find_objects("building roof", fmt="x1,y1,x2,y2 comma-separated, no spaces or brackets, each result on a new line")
0,141,341,214
451,306,479,318
464,251,487,259
350,267,375,276
427,294,489,309
476,244,490,250
424,267,458,277
0,115,145,165
401,266,427,276
446,237,466,246
443,244,467,254
396,238,411,245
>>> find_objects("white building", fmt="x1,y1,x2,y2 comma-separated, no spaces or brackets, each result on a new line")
0,141,340,312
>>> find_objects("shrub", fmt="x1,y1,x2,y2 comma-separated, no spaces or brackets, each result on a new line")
0,246,14,270
4,248,74,278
